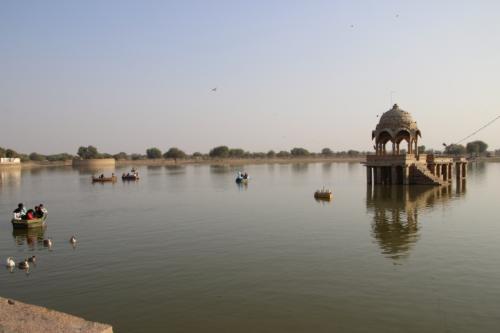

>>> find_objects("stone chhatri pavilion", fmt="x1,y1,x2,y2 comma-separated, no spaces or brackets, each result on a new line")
366,104,467,186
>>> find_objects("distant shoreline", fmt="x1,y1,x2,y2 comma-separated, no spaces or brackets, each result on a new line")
5,155,500,170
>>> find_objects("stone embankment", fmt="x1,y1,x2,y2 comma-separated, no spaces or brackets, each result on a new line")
0,297,113,333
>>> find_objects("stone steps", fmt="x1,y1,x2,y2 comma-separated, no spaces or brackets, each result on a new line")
410,164,446,186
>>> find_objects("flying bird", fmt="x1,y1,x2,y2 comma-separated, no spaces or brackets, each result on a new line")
211,87,217,92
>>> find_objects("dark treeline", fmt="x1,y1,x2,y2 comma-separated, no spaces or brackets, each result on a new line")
1,140,496,163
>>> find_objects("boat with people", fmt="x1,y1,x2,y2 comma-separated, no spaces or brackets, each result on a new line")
235,171,250,184
122,168,139,180
92,173,117,183
314,187,333,200
11,203,48,229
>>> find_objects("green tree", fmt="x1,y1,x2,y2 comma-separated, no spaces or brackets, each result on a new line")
277,150,291,158
192,152,203,158
29,152,46,161
444,144,466,156
77,146,99,159
418,145,426,154
466,140,488,156
290,147,310,157
347,150,360,156
164,148,186,161
131,153,144,160
5,149,18,158
146,147,162,159
113,152,129,160
267,150,276,158
46,153,73,161
228,148,245,158
0,147,5,158
209,146,229,158
321,148,334,156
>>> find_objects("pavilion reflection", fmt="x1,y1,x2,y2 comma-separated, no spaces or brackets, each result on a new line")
366,185,464,260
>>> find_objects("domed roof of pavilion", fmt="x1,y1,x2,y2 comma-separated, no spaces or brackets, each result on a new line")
372,104,421,140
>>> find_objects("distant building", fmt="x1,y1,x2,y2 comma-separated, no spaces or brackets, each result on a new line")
366,104,467,185
0,157,21,165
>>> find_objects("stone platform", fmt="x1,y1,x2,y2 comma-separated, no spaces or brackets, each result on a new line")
0,297,113,333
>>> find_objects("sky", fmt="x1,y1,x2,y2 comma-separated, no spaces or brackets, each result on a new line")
1,0,499,155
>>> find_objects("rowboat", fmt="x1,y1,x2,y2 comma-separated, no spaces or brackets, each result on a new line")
92,176,117,183
122,174,139,180
314,189,333,200
11,214,48,229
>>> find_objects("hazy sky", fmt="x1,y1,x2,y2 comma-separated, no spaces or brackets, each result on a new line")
1,1,499,154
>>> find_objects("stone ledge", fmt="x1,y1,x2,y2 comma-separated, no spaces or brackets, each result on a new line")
0,297,113,333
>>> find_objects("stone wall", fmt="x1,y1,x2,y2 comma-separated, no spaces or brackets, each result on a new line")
0,296,113,333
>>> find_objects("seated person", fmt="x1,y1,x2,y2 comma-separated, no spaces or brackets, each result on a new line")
25,209,35,220
13,203,27,216
34,206,44,218
39,204,48,214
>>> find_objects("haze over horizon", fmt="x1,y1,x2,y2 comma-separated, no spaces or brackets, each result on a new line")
1,1,499,155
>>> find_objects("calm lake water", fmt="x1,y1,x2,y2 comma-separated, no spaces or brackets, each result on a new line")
1,162,499,332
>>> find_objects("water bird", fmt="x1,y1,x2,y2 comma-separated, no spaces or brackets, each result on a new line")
6,257,15,268
69,235,77,245
43,238,52,247
28,256,36,263
18,259,29,270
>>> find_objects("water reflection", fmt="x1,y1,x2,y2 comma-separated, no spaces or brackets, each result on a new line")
291,163,308,173
12,227,46,249
0,168,21,186
367,186,462,260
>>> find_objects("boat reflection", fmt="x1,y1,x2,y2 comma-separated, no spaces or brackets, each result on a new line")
367,185,464,260
12,227,46,248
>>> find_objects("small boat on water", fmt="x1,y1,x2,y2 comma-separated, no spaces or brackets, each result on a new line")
92,175,117,183
11,214,48,229
236,172,249,184
122,174,139,180
314,188,333,200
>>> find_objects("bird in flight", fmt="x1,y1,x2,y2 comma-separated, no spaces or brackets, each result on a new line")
211,87,217,92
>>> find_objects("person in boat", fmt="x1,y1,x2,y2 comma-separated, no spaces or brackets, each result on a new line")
35,205,44,218
99,174,104,179
25,209,35,220
13,203,26,219
39,204,47,215
243,172,248,179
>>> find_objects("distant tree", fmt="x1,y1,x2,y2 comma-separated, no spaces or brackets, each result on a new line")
29,152,46,161
18,154,29,162
0,147,5,158
277,150,291,158
5,149,18,158
495,149,500,156
347,150,360,156
290,147,310,157
113,152,129,160
444,144,466,156
164,148,186,161
418,145,426,154
209,146,229,158
77,146,99,159
131,153,144,160
46,153,73,161
267,150,276,158
146,147,162,159
321,148,334,156
228,148,245,158
466,140,488,156
251,152,266,158
192,152,203,158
